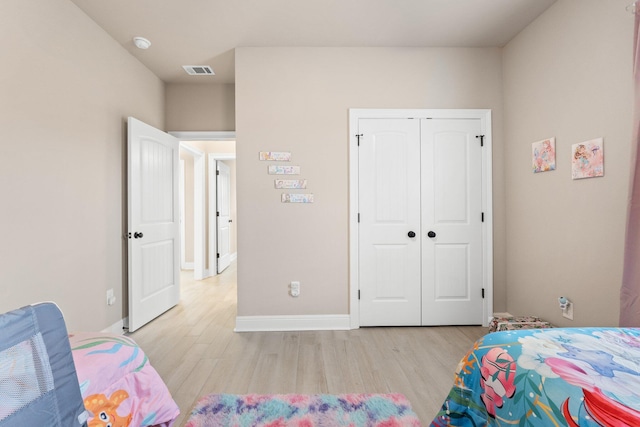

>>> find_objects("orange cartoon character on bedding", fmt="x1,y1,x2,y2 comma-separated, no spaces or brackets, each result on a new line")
84,390,133,427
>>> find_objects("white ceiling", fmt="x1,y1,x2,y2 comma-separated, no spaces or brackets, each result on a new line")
69,0,557,84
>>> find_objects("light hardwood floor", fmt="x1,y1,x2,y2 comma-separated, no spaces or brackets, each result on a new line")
129,262,488,426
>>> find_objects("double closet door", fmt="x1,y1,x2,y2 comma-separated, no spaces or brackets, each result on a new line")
358,117,484,326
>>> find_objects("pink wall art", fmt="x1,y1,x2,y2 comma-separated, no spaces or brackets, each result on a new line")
572,138,604,180
532,137,556,173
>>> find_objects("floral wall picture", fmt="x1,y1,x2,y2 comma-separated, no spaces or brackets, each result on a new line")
532,138,556,173
572,138,604,180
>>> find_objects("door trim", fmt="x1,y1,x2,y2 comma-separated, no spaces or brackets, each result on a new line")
348,109,493,329
208,153,236,276
180,143,206,279
170,131,236,279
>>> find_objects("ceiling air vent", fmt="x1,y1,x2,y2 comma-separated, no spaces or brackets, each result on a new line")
182,65,215,76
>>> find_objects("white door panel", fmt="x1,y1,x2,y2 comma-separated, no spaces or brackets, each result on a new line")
421,119,483,325
359,119,421,326
217,161,231,273
128,117,180,332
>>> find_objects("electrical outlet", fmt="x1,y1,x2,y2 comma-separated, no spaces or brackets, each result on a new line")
106,289,116,306
562,302,574,320
290,281,300,297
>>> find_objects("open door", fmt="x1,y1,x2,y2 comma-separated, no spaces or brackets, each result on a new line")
216,161,231,273
127,117,180,332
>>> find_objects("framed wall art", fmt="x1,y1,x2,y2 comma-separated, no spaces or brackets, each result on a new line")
572,138,604,180
532,137,556,173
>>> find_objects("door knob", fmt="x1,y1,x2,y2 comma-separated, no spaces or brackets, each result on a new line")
134,232,144,239
408,231,416,238
427,231,436,238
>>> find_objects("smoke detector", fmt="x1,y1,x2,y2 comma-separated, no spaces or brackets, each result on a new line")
182,65,215,76
132,37,151,49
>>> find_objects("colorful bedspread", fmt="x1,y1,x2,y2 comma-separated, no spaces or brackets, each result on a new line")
69,332,179,427
430,327,640,427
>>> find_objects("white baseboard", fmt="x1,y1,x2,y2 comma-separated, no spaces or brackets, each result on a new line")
235,314,351,332
231,252,237,262
101,317,127,335
182,262,195,270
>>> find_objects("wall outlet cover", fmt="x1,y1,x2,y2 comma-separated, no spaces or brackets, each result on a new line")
106,289,115,306
562,302,574,320
290,281,300,297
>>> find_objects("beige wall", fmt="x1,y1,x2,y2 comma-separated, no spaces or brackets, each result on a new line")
167,82,238,272
180,152,195,263
166,83,236,131
0,0,165,331
503,0,633,326
5,0,629,332
235,47,506,316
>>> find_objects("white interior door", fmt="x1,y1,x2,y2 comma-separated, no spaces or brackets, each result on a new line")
128,117,180,332
421,119,484,325
358,119,422,326
216,161,231,273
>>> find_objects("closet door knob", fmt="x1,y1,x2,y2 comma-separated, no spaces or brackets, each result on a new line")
427,231,436,238
134,232,144,239
408,231,416,238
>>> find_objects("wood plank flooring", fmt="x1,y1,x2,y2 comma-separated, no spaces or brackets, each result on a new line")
129,262,488,426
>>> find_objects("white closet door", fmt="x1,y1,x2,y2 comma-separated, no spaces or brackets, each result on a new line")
421,118,484,325
358,119,422,326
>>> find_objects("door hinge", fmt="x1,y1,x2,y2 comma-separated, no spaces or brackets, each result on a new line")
482,288,485,298
217,211,220,217
216,170,220,175
217,253,220,259
481,212,484,222
358,213,360,223
358,290,361,300
356,134,363,146
476,135,485,147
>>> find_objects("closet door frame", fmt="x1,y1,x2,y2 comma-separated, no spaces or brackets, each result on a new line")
348,109,493,329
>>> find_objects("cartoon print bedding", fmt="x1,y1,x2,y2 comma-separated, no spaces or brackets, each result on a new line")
69,333,179,427
430,327,640,427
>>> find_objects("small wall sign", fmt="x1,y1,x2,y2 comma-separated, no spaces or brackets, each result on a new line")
275,179,307,189
281,193,314,203
260,151,291,161
268,165,300,175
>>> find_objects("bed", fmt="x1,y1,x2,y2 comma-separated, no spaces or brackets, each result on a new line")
0,303,179,427
69,332,180,427
430,327,640,427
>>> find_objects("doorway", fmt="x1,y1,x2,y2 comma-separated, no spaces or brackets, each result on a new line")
174,132,237,280
348,109,493,328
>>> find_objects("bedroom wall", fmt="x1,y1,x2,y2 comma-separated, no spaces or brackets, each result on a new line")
165,83,235,132
235,47,507,318
503,0,633,326
180,153,195,264
0,0,165,331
